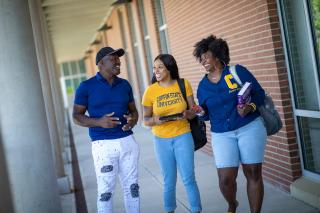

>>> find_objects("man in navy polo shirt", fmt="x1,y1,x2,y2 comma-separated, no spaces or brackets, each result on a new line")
73,46,140,213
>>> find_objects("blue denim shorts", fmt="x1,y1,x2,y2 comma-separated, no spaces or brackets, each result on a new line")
211,117,267,168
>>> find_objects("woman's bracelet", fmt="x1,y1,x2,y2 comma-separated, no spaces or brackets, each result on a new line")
249,102,257,112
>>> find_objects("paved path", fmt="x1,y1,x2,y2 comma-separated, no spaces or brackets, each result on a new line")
67,123,319,213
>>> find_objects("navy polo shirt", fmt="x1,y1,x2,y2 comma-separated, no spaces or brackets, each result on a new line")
74,72,134,141
197,64,265,133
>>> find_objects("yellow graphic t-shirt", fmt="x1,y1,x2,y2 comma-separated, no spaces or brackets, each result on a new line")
142,80,193,138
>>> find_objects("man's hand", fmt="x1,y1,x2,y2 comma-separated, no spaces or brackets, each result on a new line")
237,104,253,117
97,112,121,128
122,113,137,131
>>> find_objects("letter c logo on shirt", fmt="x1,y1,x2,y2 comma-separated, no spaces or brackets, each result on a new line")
224,74,238,89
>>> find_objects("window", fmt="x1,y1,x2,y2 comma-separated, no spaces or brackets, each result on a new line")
60,59,87,94
297,117,320,174
310,0,320,66
137,0,153,77
279,0,320,178
70,61,78,75
65,79,73,94
61,63,70,76
127,3,146,97
79,60,86,74
154,0,170,53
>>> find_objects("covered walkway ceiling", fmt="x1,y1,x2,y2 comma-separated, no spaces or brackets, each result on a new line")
41,0,115,63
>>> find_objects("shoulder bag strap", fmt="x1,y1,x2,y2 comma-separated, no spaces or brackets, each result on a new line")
229,65,243,86
177,78,189,109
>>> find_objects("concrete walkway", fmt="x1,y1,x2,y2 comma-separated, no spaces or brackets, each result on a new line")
66,122,320,213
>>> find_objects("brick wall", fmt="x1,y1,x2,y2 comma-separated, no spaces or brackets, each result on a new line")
84,3,146,120
105,9,129,80
163,0,301,191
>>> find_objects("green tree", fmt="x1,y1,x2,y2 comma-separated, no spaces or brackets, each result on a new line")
312,0,320,52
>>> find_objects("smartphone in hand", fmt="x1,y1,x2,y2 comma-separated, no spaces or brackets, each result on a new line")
191,105,205,116
159,113,184,121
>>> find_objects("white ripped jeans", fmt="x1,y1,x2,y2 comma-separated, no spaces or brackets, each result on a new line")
91,135,140,213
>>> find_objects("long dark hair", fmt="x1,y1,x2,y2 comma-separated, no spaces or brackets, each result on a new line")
151,54,180,83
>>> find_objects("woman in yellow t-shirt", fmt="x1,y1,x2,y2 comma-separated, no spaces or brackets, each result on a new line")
142,54,202,213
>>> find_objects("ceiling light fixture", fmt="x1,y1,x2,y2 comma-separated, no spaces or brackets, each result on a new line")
97,23,112,32
111,0,132,6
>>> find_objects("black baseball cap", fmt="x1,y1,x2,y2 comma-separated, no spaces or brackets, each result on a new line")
96,47,125,65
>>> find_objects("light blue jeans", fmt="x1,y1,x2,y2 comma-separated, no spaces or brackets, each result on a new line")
153,132,202,213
